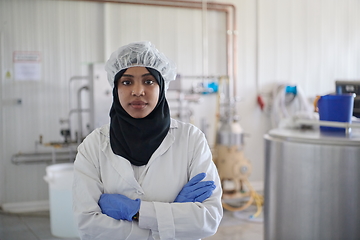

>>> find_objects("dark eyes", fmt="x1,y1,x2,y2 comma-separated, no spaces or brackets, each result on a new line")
120,80,131,85
120,79,156,86
144,80,155,85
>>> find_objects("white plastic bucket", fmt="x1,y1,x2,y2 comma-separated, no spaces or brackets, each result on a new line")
44,163,79,238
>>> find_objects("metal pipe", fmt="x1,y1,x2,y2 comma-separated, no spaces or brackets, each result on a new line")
87,64,95,132
296,119,360,129
68,0,237,98
176,75,223,79
68,75,90,141
168,1,237,99
77,0,230,11
11,150,77,165
69,108,90,115
166,0,238,99
202,0,209,77
77,86,89,143
254,0,259,94
295,119,360,137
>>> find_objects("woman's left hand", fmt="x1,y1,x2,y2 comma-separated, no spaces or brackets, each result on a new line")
174,173,216,203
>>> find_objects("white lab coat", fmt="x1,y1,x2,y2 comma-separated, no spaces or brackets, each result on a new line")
72,118,223,240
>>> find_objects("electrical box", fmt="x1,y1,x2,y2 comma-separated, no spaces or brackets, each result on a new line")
336,80,360,118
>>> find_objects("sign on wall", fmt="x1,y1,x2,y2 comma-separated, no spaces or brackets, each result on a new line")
13,51,42,81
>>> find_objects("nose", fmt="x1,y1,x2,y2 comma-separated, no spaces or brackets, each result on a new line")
131,83,145,96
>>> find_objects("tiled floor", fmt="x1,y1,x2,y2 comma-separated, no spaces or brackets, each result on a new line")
0,210,78,240
0,207,264,240
205,207,264,240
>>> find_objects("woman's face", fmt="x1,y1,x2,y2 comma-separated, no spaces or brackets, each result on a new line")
117,67,160,118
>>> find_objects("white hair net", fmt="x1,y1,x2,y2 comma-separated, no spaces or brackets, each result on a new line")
105,41,177,90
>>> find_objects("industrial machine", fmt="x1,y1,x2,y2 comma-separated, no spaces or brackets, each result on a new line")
264,127,360,240
213,77,263,216
336,80,360,117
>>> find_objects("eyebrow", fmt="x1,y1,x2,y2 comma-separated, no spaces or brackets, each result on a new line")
121,73,153,78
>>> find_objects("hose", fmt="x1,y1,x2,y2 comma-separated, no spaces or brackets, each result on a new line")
222,179,264,219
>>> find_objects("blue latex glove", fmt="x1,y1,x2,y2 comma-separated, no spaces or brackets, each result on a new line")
98,194,141,221
174,172,216,203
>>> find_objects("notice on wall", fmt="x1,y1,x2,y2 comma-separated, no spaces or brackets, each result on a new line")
13,51,42,81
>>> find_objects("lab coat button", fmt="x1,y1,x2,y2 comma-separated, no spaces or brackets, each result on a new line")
136,190,143,195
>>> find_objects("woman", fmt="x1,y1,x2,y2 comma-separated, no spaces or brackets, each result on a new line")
72,41,223,240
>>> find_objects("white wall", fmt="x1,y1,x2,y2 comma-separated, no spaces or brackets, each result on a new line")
241,0,360,182
0,30,4,204
1,0,360,205
0,0,106,204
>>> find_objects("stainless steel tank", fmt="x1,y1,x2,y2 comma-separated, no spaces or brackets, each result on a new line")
264,128,360,240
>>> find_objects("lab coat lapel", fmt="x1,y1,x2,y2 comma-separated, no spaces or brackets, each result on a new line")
101,139,143,192
137,128,175,184
150,132,174,161
146,119,178,167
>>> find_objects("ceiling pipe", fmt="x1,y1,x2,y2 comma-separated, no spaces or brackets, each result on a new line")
70,0,237,98
202,0,209,77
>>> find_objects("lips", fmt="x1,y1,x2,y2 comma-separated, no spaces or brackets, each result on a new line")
130,100,147,109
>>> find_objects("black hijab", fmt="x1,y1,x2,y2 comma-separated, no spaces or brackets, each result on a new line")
109,67,170,166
